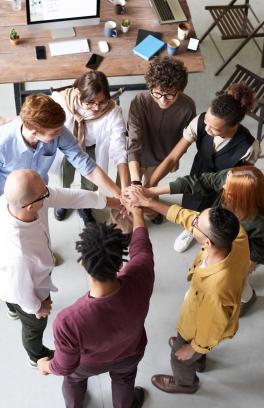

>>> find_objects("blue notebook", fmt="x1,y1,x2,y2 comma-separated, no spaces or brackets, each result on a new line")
133,35,165,61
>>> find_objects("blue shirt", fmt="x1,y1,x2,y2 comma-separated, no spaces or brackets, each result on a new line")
0,118,96,194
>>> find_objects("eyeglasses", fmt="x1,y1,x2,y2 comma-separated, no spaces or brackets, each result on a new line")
84,99,109,110
151,89,177,101
191,215,214,245
21,187,50,208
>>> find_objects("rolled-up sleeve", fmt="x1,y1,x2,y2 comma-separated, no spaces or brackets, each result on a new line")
58,127,96,176
127,96,143,162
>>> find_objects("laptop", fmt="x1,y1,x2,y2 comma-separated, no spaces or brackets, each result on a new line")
149,0,187,24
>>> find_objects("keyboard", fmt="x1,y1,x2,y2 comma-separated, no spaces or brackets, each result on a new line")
149,0,187,24
49,39,90,57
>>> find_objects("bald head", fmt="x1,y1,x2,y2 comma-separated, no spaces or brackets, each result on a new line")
4,170,45,209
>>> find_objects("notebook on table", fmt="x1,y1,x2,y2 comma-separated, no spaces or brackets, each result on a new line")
133,35,165,61
135,29,162,45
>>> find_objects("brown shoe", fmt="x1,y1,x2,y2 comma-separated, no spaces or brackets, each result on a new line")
151,374,199,394
168,337,206,372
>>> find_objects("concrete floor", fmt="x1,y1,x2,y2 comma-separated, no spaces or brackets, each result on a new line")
0,1,264,407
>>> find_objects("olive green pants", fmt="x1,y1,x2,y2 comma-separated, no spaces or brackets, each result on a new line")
61,146,97,192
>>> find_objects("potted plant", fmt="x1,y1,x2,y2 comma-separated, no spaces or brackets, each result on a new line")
121,19,130,33
9,28,20,46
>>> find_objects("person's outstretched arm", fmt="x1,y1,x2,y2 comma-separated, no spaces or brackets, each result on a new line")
146,137,191,187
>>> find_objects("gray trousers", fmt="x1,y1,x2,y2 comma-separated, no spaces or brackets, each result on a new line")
170,333,205,386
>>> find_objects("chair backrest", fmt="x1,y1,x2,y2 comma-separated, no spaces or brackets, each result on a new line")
50,85,125,105
221,64,264,141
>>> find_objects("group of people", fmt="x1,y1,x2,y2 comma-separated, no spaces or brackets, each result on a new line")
0,55,262,408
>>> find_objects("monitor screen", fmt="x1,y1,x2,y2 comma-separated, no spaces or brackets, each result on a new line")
26,0,100,27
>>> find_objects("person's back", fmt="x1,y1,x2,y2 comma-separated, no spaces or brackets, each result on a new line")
51,225,154,368
38,208,154,408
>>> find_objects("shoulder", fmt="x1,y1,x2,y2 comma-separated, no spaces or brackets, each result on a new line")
178,93,196,110
0,119,20,143
131,91,150,106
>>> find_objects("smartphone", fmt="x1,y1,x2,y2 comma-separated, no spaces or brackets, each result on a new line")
85,54,104,70
35,46,46,60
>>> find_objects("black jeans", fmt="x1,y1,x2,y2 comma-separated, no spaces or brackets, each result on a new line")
62,353,144,408
6,302,51,362
170,333,205,386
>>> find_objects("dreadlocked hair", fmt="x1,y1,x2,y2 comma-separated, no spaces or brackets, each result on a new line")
75,222,131,281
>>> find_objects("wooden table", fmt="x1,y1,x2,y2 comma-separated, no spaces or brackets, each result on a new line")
0,0,205,111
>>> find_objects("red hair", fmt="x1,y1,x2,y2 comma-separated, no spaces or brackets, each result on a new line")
221,166,264,221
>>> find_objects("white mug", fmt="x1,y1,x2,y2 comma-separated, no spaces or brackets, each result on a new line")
177,22,191,41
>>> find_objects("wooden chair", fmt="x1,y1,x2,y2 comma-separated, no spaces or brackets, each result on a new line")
199,0,264,75
220,64,264,142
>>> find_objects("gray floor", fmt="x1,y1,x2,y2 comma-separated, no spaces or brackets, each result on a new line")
0,1,264,407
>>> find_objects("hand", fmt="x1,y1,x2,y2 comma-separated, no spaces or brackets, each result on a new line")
37,357,51,375
122,186,151,208
35,298,52,319
248,261,257,274
175,344,195,361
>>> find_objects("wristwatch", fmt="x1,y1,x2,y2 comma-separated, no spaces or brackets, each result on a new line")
131,180,142,186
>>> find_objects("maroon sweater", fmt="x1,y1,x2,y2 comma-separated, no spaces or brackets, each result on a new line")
49,227,154,375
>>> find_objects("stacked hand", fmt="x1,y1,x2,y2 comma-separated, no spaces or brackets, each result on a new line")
35,298,52,319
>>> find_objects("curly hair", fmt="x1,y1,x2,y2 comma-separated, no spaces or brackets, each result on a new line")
75,223,131,282
213,82,255,126
144,56,188,92
73,71,110,103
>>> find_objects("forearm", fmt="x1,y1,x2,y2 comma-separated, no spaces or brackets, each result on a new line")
128,160,141,182
132,208,146,230
147,185,170,197
87,166,120,196
142,197,171,217
106,196,121,210
148,138,191,187
118,163,130,190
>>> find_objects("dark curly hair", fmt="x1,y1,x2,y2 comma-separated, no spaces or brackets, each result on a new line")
208,207,239,250
145,56,188,92
212,82,255,126
75,223,131,282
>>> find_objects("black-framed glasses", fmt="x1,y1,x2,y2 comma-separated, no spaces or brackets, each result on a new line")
192,216,214,245
150,89,177,101
21,187,50,208
84,99,109,110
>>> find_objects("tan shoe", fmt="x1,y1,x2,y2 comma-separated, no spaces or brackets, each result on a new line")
151,374,199,394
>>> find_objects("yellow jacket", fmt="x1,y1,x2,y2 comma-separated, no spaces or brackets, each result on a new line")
167,204,250,354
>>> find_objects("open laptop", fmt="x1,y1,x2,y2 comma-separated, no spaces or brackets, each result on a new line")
149,0,187,24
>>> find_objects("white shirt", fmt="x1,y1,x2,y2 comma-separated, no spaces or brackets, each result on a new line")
183,114,260,163
0,187,106,314
52,92,127,172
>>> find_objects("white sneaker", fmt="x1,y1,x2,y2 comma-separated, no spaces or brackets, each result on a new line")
174,230,193,253
7,310,19,320
28,359,38,369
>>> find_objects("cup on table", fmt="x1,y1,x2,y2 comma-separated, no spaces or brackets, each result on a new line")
104,21,118,38
113,0,126,15
167,38,181,55
177,22,191,41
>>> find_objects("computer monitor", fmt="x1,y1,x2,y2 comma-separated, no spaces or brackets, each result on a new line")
25,0,100,38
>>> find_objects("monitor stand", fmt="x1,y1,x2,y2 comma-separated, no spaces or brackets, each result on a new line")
51,27,75,39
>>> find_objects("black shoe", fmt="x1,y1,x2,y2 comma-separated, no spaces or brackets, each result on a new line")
131,386,144,408
78,208,96,225
54,208,67,221
151,214,164,225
